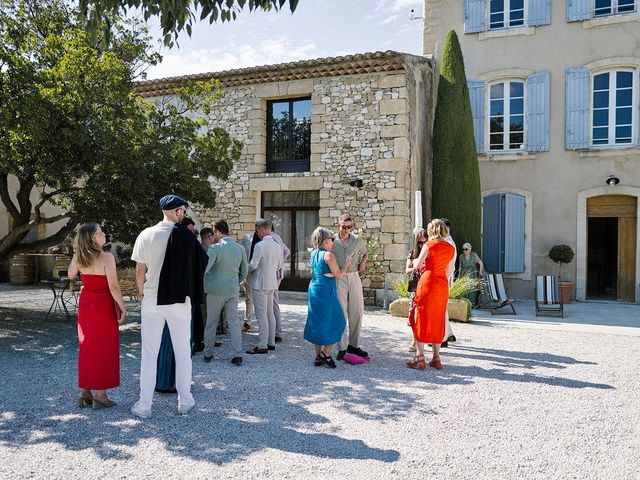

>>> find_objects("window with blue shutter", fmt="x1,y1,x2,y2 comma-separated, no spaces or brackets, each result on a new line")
482,193,526,273
565,68,590,149
528,0,552,26
487,80,525,151
465,0,486,33
592,70,635,146
567,0,592,21
468,80,486,153
526,71,550,152
594,0,637,17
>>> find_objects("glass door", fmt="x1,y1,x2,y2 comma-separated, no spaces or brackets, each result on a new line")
263,191,319,291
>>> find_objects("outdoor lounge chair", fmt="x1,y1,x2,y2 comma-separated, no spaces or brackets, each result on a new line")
535,275,563,318
478,273,516,315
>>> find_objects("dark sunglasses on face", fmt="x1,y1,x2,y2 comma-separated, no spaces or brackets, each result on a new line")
463,248,470,251
340,225,353,230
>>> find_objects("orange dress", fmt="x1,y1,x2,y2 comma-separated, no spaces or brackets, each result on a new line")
409,239,455,344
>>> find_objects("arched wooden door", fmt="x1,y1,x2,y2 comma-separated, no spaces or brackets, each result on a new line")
586,195,637,302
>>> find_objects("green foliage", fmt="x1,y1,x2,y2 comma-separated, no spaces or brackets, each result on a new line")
393,277,410,298
548,244,575,277
78,0,300,47
431,30,481,255
0,0,243,262
449,275,483,300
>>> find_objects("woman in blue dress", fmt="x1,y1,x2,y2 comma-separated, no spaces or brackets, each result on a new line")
304,227,353,368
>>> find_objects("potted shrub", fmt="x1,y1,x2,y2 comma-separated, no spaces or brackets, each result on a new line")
448,276,484,322
389,278,411,318
548,244,575,304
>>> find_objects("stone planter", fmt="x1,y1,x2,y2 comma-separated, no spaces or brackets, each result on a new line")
389,297,410,318
448,298,472,322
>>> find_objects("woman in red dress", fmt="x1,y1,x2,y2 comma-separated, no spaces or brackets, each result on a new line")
408,219,455,370
68,224,126,409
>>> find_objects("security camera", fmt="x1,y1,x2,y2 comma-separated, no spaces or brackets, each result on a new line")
409,8,423,20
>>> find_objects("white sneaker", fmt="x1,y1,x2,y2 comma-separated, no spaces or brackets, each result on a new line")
130,402,152,419
178,401,195,415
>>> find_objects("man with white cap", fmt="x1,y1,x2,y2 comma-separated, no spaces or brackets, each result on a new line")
130,194,208,418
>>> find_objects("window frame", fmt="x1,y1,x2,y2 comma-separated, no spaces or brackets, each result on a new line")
590,68,637,148
486,79,527,153
488,0,527,30
266,96,312,173
593,0,637,17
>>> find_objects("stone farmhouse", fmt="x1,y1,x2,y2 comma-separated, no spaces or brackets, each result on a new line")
137,51,436,305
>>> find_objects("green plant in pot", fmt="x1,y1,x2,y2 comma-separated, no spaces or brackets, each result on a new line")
548,244,575,278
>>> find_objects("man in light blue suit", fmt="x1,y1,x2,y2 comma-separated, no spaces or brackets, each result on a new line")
203,220,248,366
246,218,282,354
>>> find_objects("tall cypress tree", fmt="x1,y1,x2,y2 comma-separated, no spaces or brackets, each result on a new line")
431,29,481,254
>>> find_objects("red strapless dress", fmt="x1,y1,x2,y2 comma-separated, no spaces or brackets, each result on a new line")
77,274,120,389
409,239,455,344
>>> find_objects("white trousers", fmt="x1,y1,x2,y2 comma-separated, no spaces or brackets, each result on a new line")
337,272,365,351
138,297,194,410
253,288,275,348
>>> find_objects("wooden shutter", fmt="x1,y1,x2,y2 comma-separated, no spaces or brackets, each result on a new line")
503,194,526,273
482,194,503,272
565,68,590,150
464,0,486,33
567,0,591,22
468,79,486,153
528,0,551,26
526,71,551,152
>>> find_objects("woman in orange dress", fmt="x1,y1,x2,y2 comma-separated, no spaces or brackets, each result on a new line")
407,219,455,370
68,224,126,409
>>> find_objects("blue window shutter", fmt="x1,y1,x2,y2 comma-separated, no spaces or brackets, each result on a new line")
465,0,486,33
482,194,502,273
468,79,485,153
526,71,550,152
528,0,551,26
567,0,591,22
503,194,526,273
565,68,590,150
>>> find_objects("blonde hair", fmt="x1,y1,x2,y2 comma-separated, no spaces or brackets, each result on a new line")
310,227,334,249
427,218,449,240
74,223,102,269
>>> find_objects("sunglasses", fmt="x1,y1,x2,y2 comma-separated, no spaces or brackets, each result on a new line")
340,225,353,230
463,248,470,251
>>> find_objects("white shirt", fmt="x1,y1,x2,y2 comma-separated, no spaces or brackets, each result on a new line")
131,221,175,302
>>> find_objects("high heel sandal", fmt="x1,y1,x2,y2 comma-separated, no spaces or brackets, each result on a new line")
92,398,117,409
77,396,93,408
406,355,426,369
429,357,443,370
319,352,337,369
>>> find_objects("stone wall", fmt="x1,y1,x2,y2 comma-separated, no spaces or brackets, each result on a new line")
153,55,434,305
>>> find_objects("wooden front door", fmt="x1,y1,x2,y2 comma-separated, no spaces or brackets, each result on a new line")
587,195,637,302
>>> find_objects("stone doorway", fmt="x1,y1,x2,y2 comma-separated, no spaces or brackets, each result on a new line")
586,195,637,302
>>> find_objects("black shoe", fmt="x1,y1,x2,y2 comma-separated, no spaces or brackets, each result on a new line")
320,353,337,369
314,355,324,367
191,342,205,355
231,357,243,366
336,350,347,361
441,341,449,348
267,345,275,351
246,347,268,354
347,345,369,358
447,335,457,343
275,336,283,343
213,341,222,347
203,355,213,363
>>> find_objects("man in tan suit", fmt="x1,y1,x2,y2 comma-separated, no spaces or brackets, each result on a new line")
246,218,282,354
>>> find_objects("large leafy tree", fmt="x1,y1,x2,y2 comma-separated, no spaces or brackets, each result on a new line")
0,0,243,263
431,29,481,254
79,0,300,47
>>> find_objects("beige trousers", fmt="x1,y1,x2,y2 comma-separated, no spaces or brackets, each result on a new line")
337,272,364,351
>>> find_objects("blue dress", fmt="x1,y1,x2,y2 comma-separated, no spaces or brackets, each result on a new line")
304,249,346,345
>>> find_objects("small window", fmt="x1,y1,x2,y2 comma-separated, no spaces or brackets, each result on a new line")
488,80,525,151
591,70,635,146
594,0,636,17
489,0,525,29
267,97,311,173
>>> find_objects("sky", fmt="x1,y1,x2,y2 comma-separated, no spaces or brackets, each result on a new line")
143,0,424,80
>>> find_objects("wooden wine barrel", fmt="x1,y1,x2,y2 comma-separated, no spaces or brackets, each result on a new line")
9,255,35,285
52,255,72,278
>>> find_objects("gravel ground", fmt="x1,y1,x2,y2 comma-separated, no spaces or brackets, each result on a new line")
0,286,638,479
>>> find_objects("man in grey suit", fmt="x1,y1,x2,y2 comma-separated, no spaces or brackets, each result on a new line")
203,220,248,365
246,218,282,354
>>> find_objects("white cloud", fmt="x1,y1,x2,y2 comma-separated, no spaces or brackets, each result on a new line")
375,0,422,14
146,37,321,79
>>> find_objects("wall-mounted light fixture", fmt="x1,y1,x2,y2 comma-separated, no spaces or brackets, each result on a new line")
605,175,620,187
348,179,364,188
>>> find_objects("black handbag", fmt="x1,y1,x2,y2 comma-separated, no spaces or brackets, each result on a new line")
407,271,421,293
